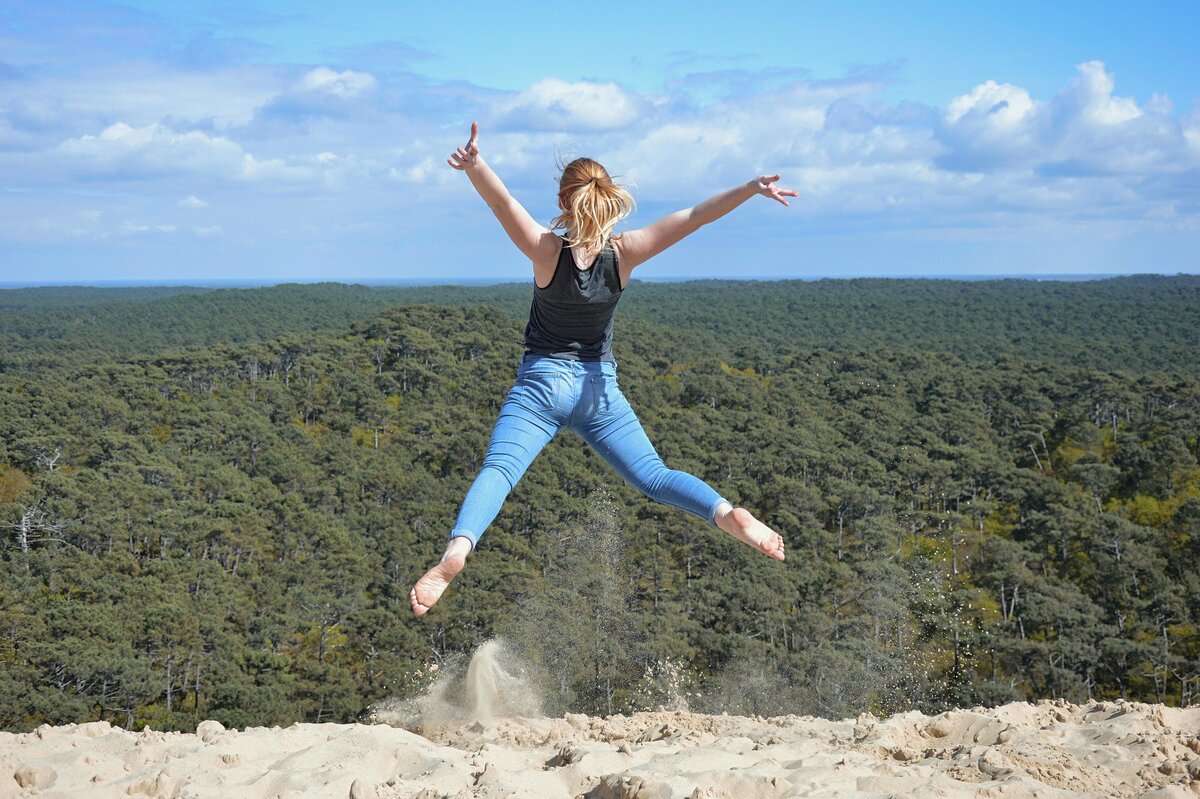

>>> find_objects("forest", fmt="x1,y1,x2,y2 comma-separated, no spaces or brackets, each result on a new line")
1,275,1198,732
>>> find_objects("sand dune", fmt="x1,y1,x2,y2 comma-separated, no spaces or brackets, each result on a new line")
2,697,1199,798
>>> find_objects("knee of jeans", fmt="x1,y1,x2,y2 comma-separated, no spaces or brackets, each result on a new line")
480,454,521,490
629,456,671,493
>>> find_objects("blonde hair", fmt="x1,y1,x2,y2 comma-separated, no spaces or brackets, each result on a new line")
549,157,635,255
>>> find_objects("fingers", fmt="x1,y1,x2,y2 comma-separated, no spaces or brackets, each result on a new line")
756,174,799,206
447,147,477,171
447,121,481,171
770,188,797,206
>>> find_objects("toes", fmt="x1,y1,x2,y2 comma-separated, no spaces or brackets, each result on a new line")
409,588,427,617
762,534,786,561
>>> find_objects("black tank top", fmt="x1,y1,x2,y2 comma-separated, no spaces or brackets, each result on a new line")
521,236,625,362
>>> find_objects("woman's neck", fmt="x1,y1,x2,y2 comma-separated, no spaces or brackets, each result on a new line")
567,230,603,251
566,234,602,269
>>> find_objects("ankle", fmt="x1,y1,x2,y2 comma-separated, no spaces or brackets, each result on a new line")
442,536,473,563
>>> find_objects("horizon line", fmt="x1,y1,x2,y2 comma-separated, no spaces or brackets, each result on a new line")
4,271,1199,290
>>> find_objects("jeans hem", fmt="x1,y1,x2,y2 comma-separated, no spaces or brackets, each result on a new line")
708,497,731,528
448,529,478,551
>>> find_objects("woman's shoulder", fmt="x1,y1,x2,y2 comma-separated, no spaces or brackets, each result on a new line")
608,234,624,261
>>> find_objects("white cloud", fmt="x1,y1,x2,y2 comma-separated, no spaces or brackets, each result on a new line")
934,61,1196,180
1069,60,1141,125
938,81,1040,170
389,156,444,184
121,222,177,235
945,80,1037,127
1186,104,1200,153
179,195,208,208
60,122,243,176
299,67,377,98
15,63,281,132
495,77,640,131
246,66,383,129
609,123,743,192
56,122,312,182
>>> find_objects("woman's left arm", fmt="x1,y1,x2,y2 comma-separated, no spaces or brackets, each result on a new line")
448,122,560,263
615,175,798,272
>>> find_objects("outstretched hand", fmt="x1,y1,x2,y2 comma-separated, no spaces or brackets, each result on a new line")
755,174,799,206
447,122,480,170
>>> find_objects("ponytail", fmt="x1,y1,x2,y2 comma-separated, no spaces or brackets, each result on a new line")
549,158,635,255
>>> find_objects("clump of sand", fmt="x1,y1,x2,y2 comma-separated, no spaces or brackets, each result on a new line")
3,692,1198,798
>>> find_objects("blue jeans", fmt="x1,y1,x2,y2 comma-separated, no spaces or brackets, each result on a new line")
449,354,729,549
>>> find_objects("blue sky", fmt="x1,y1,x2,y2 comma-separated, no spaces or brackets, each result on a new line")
1,0,1198,283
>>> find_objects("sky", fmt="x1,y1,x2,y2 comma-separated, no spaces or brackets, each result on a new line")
1,0,1198,283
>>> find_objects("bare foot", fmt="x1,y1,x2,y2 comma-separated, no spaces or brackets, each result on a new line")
716,506,786,561
410,537,472,617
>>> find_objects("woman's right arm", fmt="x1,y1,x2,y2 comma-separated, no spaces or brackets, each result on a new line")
448,122,560,264
615,175,798,273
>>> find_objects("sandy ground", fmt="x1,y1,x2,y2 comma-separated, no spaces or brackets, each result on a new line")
2,698,1199,798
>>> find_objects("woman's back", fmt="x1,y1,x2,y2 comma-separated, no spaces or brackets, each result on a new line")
523,236,625,362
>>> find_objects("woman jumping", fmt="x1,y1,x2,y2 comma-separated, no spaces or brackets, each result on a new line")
410,122,796,617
